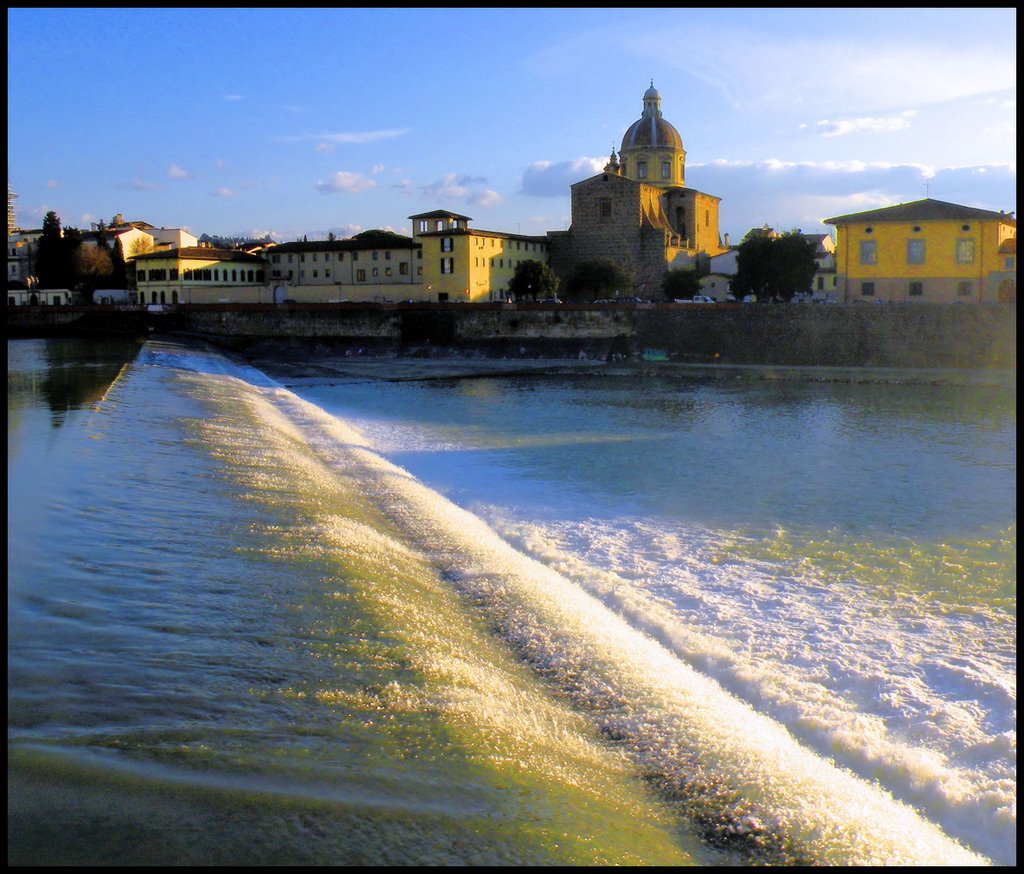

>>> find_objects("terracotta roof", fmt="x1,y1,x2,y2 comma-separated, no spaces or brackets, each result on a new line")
133,246,264,263
824,198,1014,225
407,210,474,221
998,237,1016,254
269,235,418,254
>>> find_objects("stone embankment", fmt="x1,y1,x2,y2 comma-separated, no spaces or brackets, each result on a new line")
7,301,1016,370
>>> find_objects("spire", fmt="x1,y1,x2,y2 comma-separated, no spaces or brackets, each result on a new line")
642,81,662,118
604,147,621,174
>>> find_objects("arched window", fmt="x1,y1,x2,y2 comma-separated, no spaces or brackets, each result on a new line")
232,270,237,282
172,290,179,303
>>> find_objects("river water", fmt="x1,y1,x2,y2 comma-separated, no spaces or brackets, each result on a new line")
7,337,1015,865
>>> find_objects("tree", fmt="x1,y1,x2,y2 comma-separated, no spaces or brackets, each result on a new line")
109,238,128,289
660,268,702,301
61,227,84,297
562,259,632,302
731,230,817,302
74,245,113,303
34,211,64,289
508,259,559,300
128,235,154,258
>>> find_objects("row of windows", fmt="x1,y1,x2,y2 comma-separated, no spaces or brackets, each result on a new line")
294,264,411,279
862,223,976,234
859,239,977,266
418,219,460,233
627,158,682,180
139,267,263,282
271,250,409,264
472,256,539,270
860,281,973,297
271,264,421,282
469,237,545,252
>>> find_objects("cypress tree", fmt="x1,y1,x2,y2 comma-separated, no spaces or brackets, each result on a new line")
34,211,63,289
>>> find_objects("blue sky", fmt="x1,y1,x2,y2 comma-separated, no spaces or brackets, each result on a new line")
7,8,1016,243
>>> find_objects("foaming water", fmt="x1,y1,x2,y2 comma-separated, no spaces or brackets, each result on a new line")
9,340,1013,865
231,381,991,865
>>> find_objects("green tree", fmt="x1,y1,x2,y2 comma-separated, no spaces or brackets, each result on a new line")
563,259,631,302
508,259,559,300
109,238,128,290
34,211,64,289
660,268,702,300
731,230,817,302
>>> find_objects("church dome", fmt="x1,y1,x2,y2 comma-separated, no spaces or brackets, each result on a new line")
621,114,684,151
620,81,683,152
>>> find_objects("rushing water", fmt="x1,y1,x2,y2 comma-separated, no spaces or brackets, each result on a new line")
7,337,1015,866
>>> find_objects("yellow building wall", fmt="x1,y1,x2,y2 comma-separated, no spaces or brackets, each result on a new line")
420,232,548,302
135,253,267,304
835,217,1015,303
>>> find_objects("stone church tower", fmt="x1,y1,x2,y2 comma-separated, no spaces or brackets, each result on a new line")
547,83,726,297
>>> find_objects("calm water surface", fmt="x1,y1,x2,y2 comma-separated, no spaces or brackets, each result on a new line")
7,338,1015,865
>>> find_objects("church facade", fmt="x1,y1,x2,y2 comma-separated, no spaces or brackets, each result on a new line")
547,83,727,296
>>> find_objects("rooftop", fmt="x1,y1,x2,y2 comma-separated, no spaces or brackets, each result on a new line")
824,198,1015,225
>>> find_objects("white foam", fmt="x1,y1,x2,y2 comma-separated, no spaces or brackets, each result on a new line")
240,382,994,866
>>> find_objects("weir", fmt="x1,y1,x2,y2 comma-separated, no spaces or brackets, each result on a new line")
184,350,993,866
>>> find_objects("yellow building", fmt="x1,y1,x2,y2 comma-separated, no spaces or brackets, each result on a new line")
264,230,425,303
825,199,1016,303
409,210,549,302
133,246,267,304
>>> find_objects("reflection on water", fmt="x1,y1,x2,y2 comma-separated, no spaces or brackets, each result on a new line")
7,338,142,428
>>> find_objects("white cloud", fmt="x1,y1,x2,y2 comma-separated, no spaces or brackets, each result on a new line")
276,129,411,146
522,157,606,197
641,29,1015,115
686,158,1016,236
45,179,58,189
168,163,190,179
328,224,363,239
223,94,244,101
126,177,160,191
814,112,916,138
315,171,378,194
468,189,504,208
420,173,490,203
211,187,234,198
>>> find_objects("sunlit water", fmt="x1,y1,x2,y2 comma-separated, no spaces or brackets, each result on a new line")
8,337,1015,865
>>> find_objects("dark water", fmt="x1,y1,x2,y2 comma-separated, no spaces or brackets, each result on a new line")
8,338,1015,865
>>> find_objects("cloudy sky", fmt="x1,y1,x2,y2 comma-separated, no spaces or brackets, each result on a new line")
7,8,1016,243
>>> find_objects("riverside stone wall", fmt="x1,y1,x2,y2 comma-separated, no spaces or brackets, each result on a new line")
7,302,1016,369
